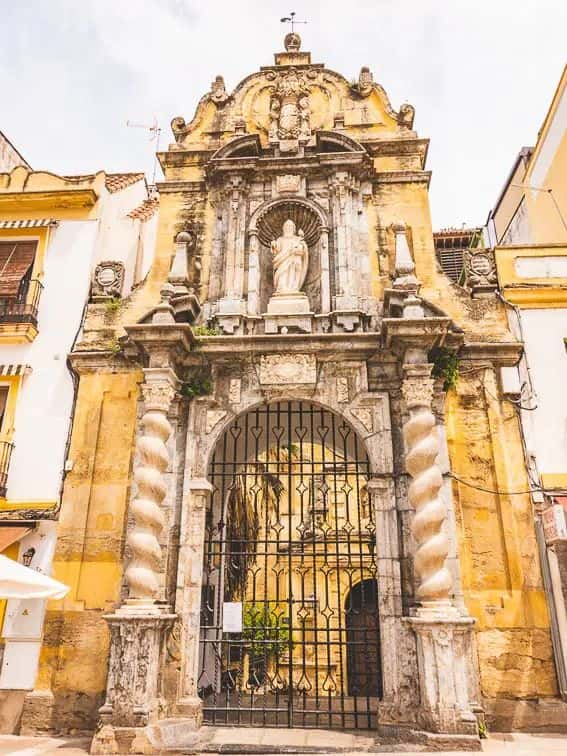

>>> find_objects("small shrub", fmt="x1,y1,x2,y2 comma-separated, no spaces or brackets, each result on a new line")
181,369,212,399
193,324,221,337
105,297,122,315
428,346,459,391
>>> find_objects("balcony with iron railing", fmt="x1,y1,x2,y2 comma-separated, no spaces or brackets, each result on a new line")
0,276,43,341
0,277,43,327
0,439,14,498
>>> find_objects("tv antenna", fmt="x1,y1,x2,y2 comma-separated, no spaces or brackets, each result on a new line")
126,117,162,186
280,11,307,34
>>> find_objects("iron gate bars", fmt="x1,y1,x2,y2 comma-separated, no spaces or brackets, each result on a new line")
198,401,381,729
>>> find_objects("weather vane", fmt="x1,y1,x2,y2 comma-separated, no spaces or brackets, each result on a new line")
280,11,307,34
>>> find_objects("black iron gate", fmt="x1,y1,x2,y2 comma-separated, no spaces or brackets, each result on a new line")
198,401,381,729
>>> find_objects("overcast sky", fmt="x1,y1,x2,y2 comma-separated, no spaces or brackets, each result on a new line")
1,0,565,228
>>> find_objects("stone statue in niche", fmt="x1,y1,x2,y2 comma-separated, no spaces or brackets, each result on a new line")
271,219,308,294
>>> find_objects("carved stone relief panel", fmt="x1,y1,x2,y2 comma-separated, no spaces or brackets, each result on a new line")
258,353,317,385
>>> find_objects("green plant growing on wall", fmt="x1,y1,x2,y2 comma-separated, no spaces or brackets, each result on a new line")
104,339,122,356
193,324,221,337
428,346,459,391
105,297,122,315
242,602,290,660
181,368,213,399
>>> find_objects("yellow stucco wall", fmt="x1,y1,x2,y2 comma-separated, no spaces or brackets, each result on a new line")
446,370,556,700
31,370,141,729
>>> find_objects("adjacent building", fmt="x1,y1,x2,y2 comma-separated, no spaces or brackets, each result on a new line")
9,35,564,754
0,165,158,732
489,64,567,699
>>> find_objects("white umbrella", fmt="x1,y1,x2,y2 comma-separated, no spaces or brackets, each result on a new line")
0,554,69,600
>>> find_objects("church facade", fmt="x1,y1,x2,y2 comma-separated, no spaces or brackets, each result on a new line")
19,36,566,751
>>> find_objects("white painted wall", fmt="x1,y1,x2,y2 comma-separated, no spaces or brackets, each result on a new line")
4,220,98,502
0,179,159,690
93,180,158,294
517,308,567,477
2,184,158,504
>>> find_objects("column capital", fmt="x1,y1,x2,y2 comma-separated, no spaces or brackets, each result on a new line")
402,363,435,409
141,368,181,413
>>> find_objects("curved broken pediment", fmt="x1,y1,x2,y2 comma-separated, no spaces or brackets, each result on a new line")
168,43,412,153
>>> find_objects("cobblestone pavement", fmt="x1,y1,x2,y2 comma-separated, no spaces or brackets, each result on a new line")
0,732,566,755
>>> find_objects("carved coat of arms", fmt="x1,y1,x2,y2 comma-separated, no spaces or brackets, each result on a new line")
269,68,311,142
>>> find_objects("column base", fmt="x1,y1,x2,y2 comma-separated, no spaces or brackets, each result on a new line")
91,725,155,755
96,609,175,736
173,695,203,727
404,612,480,736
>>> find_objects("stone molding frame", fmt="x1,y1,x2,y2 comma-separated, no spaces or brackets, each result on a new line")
172,352,423,728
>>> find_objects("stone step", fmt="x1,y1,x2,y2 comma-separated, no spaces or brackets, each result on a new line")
146,723,481,754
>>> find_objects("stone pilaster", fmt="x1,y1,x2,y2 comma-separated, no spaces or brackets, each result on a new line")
174,479,212,728
368,477,402,703
401,363,479,738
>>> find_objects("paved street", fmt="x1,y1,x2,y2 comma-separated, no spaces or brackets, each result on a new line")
0,731,567,755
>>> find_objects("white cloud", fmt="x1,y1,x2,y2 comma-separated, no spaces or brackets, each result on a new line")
1,0,565,227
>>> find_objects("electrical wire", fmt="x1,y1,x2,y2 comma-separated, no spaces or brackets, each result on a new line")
448,471,567,497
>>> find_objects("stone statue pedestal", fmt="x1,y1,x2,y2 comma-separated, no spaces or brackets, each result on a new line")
264,292,313,334
266,291,310,315
404,611,480,738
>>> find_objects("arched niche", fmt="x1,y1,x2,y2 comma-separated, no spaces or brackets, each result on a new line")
247,197,330,316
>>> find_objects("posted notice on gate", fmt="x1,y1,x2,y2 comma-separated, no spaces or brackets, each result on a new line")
222,602,243,633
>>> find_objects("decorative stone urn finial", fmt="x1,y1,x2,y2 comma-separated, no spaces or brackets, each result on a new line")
284,31,301,52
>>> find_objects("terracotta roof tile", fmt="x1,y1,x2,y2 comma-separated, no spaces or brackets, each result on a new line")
105,173,145,193
127,197,159,222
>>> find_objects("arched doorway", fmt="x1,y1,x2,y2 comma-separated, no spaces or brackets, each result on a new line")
197,401,379,729
345,579,382,698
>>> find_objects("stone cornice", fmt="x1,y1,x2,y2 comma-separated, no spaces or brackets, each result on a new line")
69,350,141,375
206,151,375,182
374,170,432,186
199,332,382,360
155,180,207,195
125,323,195,369
382,317,462,351
0,189,98,211
459,341,523,366
363,136,429,161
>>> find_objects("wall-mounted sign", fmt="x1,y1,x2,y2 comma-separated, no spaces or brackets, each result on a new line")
542,502,567,544
222,602,243,633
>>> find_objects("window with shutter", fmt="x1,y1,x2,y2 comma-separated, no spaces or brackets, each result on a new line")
0,240,43,334
0,241,37,300
0,385,13,496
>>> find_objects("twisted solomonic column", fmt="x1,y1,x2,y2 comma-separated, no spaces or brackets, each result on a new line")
402,365,453,610
125,376,176,603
